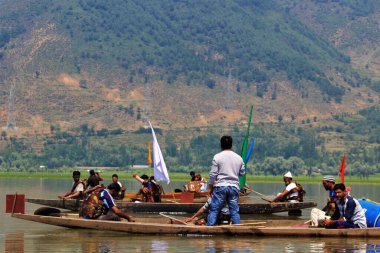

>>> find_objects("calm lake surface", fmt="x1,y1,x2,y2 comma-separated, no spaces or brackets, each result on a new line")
1,178,380,252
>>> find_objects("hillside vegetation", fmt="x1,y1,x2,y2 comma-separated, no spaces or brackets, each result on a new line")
0,0,379,176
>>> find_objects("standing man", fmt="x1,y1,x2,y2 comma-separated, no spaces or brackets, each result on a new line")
207,135,245,226
310,175,337,226
323,183,367,228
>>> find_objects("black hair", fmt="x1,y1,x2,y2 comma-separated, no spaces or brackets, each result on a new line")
333,183,346,191
190,171,195,176
140,174,149,180
112,174,118,178
72,171,80,177
108,182,121,192
220,136,233,150
89,169,95,175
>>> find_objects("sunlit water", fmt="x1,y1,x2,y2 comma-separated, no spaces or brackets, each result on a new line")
1,178,380,252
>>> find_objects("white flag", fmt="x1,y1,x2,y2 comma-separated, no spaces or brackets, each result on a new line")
149,121,170,184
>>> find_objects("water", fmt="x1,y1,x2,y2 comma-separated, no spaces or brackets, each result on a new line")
1,178,380,252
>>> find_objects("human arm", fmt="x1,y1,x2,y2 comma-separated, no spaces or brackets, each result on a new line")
132,174,145,184
58,191,72,199
185,206,206,223
62,191,82,200
208,158,219,186
271,189,289,203
111,206,135,222
96,172,103,181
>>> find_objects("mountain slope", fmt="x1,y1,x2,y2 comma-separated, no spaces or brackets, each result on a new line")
0,0,378,134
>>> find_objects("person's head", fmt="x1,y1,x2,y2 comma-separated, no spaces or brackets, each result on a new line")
112,174,118,183
89,169,95,176
322,175,335,191
108,182,121,196
333,183,347,200
283,171,293,185
149,176,155,181
140,174,149,182
72,171,81,182
220,136,233,150
190,171,195,177
194,173,202,181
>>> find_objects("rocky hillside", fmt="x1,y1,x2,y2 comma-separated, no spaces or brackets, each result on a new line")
0,0,378,136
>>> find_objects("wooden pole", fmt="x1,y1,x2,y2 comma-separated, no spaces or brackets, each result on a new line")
11,192,17,216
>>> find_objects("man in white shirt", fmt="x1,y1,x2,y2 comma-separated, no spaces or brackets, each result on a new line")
271,171,300,203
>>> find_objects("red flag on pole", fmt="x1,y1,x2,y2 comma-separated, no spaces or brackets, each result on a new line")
339,154,346,184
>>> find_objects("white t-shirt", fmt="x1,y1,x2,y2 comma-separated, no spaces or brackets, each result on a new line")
285,182,298,199
73,182,84,193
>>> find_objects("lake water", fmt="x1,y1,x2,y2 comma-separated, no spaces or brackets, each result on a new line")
1,178,380,252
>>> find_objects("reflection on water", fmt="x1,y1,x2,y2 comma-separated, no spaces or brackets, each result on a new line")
1,179,380,252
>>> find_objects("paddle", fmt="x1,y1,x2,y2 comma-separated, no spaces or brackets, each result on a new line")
249,189,273,202
159,212,188,225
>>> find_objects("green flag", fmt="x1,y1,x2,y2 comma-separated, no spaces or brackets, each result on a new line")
239,105,253,189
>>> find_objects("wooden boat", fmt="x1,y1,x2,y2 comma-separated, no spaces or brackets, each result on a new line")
26,198,317,214
11,213,380,237
124,191,250,203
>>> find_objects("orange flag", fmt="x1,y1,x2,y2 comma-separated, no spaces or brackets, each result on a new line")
339,154,346,184
147,142,153,167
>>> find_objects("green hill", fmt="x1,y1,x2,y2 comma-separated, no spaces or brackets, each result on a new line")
0,0,378,134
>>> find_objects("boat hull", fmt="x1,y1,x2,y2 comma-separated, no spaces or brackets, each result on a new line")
12,213,380,237
26,198,316,214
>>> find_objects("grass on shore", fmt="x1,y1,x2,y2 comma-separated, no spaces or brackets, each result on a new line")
1,171,380,184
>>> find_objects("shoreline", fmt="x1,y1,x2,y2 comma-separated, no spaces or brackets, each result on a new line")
1,171,380,184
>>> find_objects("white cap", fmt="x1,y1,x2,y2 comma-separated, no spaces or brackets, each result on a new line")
284,171,292,178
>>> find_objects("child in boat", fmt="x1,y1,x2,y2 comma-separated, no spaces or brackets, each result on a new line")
185,186,230,225
58,170,85,200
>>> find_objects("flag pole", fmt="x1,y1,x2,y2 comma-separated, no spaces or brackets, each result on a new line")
239,105,253,189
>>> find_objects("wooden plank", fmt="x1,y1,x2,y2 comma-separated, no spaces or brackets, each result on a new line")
26,198,317,214
10,214,380,237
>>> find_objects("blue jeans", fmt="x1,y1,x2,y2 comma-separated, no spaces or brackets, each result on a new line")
207,186,240,226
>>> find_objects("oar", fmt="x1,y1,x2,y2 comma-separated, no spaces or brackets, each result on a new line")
231,221,267,226
249,189,273,202
159,212,188,225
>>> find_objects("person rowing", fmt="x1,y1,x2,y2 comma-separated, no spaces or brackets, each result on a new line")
270,171,305,203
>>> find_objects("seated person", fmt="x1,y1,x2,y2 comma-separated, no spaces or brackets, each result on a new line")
133,174,154,202
81,182,134,222
323,183,367,229
270,172,304,203
310,175,337,227
112,174,126,200
58,170,84,200
86,169,103,190
185,186,230,225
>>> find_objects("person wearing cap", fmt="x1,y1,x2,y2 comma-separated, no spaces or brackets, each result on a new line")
270,171,302,203
322,183,366,228
310,175,338,227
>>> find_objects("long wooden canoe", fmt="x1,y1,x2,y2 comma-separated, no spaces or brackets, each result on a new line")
11,213,380,237
26,198,317,214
